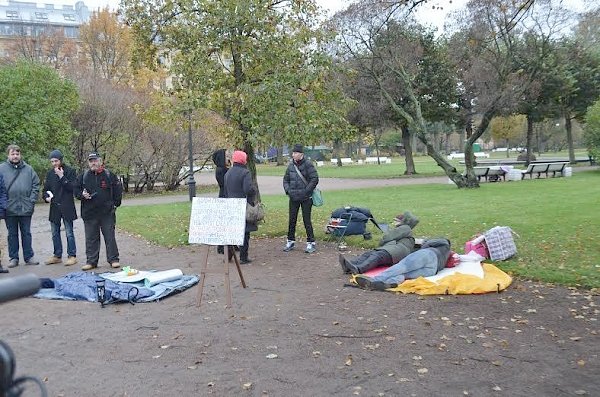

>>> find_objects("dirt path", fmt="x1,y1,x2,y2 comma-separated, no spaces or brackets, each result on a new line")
1,200,598,396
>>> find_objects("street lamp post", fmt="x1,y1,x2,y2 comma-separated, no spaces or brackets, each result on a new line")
187,111,196,201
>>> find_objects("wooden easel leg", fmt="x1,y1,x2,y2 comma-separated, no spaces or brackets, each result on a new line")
231,249,247,289
224,246,232,309
196,244,211,307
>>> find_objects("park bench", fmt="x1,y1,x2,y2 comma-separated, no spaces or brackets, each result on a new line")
520,162,569,179
447,152,490,160
330,158,354,165
365,156,390,164
468,166,506,182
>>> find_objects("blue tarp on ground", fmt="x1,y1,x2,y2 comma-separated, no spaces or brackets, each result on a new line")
34,271,199,303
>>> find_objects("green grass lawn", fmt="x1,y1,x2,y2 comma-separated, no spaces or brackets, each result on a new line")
256,149,592,179
118,169,600,288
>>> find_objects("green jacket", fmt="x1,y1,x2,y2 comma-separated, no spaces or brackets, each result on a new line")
0,160,40,217
376,225,415,263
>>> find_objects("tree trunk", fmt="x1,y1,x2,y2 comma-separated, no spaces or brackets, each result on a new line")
402,125,416,175
564,112,576,164
333,139,342,167
526,115,534,166
276,146,284,166
506,139,510,158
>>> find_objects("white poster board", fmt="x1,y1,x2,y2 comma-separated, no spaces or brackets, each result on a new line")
188,197,246,246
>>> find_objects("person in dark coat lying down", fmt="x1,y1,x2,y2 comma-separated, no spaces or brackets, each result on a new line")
354,238,458,291
339,211,419,275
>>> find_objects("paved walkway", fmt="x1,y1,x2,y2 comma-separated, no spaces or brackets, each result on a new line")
121,173,450,206
121,165,597,207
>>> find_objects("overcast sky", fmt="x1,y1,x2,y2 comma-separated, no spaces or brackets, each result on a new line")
2,0,588,34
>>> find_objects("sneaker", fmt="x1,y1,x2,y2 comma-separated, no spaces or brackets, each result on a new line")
25,257,39,266
240,258,252,264
0,266,8,274
45,256,62,265
65,256,78,266
111,262,121,269
81,264,97,271
283,240,295,252
305,242,316,253
8,259,19,268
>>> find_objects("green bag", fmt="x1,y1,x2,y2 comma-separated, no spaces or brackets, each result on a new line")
311,188,323,207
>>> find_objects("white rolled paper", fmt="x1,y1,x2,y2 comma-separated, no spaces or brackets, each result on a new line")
143,269,184,287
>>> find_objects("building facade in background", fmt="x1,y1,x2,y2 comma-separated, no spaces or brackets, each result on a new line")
0,1,90,61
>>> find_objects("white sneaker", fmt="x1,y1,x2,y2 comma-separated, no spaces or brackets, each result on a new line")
283,240,295,252
305,242,316,253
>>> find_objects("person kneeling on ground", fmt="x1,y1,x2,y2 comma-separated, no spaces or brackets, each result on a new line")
354,238,457,291
339,211,419,275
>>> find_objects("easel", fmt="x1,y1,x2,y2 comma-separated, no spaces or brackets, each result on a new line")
196,245,247,309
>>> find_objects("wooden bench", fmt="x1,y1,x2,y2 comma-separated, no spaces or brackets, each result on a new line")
330,158,354,165
520,162,569,179
468,166,506,182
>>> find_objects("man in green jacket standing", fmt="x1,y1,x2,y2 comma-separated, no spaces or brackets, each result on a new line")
0,145,40,268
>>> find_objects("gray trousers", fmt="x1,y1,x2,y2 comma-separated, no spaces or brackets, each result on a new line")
84,214,119,266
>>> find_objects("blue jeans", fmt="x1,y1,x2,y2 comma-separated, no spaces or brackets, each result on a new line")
5,216,34,261
372,249,439,285
51,219,76,257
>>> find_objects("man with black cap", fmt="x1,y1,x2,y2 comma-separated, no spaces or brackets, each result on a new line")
75,152,123,271
0,144,40,268
43,149,78,266
283,144,319,253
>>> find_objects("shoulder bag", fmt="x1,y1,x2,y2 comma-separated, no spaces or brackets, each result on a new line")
293,164,323,207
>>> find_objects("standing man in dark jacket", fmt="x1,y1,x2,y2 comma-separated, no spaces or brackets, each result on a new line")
212,148,229,254
0,173,7,273
224,150,257,264
75,152,123,271
43,149,78,266
0,145,40,268
282,144,319,253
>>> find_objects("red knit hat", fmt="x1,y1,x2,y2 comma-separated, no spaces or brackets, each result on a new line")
232,150,247,165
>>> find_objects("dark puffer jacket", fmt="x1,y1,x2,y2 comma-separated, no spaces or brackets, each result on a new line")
421,238,452,272
376,225,415,263
283,157,318,202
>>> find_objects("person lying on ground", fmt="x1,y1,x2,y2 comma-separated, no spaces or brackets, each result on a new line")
338,211,419,275
354,238,459,291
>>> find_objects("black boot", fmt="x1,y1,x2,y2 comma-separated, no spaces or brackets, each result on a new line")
339,254,350,274
355,275,396,291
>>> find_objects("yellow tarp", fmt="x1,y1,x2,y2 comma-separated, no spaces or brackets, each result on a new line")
351,263,512,295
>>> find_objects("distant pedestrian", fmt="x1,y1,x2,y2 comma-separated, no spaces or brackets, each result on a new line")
0,173,8,273
43,149,78,266
0,145,40,268
224,150,257,264
75,152,122,271
282,144,319,253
